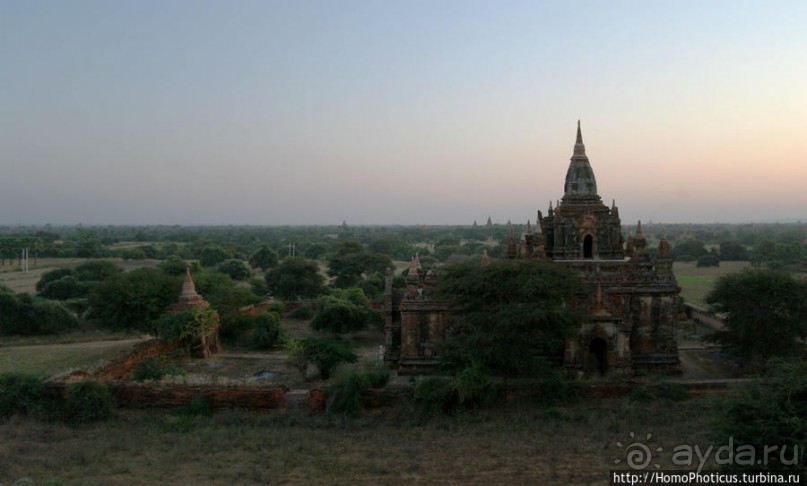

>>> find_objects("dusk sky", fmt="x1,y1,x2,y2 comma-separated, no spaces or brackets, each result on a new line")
2,1,805,226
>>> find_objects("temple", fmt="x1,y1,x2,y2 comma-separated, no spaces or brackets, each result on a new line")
383,122,681,375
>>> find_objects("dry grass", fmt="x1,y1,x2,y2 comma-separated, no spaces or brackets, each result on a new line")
0,397,723,485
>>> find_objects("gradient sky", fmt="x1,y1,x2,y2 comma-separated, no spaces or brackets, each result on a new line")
1,1,806,225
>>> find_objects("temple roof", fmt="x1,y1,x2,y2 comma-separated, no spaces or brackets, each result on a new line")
564,120,598,197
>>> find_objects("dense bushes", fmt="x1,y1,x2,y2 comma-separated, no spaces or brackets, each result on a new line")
0,374,114,424
87,268,180,329
0,373,51,419
714,360,806,474
63,380,115,423
311,288,372,334
0,290,79,336
327,363,390,416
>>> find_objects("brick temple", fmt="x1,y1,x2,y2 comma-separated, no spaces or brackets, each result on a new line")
384,122,681,375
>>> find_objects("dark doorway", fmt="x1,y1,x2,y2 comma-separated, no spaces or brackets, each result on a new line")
588,337,608,375
583,234,594,258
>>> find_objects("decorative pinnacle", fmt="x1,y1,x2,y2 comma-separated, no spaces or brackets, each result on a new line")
636,220,644,237
574,120,586,156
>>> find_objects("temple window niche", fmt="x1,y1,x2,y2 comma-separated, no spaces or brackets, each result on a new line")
583,234,594,258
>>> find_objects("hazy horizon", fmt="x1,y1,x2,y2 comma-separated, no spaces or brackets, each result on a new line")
2,1,806,226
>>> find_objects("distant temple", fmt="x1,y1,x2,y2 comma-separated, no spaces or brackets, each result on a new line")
170,268,221,358
384,122,681,375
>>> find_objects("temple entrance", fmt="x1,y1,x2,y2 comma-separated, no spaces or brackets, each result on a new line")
588,337,608,375
583,234,594,258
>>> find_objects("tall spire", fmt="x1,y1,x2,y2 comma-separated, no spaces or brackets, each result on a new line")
564,120,598,196
574,119,586,156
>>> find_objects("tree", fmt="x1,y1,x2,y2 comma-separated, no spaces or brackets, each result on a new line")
199,245,232,267
672,240,707,261
327,241,392,288
435,259,584,378
192,271,261,327
287,337,358,380
704,269,807,366
311,288,372,334
719,241,748,261
215,259,252,280
264,258,326,301
73,260,123,283
0,288,79,336
87,268,180,329
248,245,279,271
696,254,720,267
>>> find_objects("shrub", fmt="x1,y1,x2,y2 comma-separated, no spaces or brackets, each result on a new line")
414,377,459,415
696,254,720,267
714,360,807,473
0,373,52,419
287,306,314,320
36,268,74,292
327,367,370,417
131,356,185,382
63,380,115,423
454,363,497,409
0,293,80,336
250,312,287,350
362,362,390,388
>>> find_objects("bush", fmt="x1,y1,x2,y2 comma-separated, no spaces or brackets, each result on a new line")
0,292,80,336
454,363,497,409
287,306,314,320
327,362,391,416
0,373,52,419
63,380,115,423
36,268,74,292
131,356,185,382
250,312,287,350
39,275,88,300
714,360,807,473
414,377,459,415
327,367,370,417
696,254,720,267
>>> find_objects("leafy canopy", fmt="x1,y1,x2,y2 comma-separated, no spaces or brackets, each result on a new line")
705,269,807,365
435,259,584,378
264,257,326,301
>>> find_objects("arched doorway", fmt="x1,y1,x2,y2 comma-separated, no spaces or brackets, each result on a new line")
583,234,594,258
588,337,608,375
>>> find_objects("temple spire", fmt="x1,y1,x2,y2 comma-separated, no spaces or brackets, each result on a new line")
574,119,585,155
564,121,598,196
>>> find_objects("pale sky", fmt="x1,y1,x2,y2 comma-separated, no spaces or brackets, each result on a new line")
1,1,806,225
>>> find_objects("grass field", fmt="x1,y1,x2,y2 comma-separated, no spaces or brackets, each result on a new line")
0,339,145,378
672,261,751,306
0,396,722,485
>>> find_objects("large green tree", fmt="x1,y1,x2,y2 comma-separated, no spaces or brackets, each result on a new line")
87,268,180,329
264,258,326,301
705,269,807,365
435,259,584,378
248,245,279,271
311,288,372,334
327,241,392,288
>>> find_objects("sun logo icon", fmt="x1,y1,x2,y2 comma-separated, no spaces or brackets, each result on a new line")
614,432,663,470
